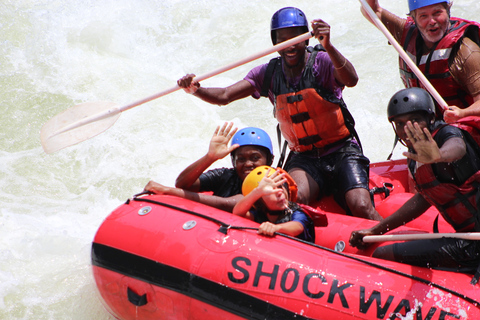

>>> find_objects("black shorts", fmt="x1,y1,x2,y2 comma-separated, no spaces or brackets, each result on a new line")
392,238,480,273
284,139,370,207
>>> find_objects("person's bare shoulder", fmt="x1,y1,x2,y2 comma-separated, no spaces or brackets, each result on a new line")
451,37,480,96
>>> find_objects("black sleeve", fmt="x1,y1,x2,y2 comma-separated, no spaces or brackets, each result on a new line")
434,125,464,148
198,168,231,192
198,168,243,197
433,125,479,184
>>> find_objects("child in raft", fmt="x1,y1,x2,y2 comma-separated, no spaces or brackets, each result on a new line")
233,166,315,243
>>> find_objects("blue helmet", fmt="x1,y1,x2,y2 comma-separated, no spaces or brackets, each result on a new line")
408,0,450,12
270,7,309,45
231,127,274,165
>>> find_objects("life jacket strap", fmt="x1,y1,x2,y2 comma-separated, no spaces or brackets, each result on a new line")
276,124,289,169
298,135,322,146
290,112,310,124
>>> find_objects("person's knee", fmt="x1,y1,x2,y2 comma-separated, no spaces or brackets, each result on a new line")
295,190,310,205
288,168,318,205
346,189,372,214
345,188,382,220
296,182,321,205
353,203,381,221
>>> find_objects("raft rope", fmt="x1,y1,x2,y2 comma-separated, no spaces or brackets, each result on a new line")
131,196,480,308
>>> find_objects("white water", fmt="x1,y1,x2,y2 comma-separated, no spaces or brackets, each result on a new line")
1,0,479,319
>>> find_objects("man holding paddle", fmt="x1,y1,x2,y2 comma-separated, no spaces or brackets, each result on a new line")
361,0,480,123
350,88,480,275
177,7,382,221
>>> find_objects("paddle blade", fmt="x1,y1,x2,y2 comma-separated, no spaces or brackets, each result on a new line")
40,101,121,154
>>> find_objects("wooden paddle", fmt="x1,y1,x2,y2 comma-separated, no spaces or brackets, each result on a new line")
41,31,313,154
359,0,448,110
363,232,480,243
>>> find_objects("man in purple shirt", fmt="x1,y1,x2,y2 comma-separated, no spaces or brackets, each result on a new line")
177,7,382,221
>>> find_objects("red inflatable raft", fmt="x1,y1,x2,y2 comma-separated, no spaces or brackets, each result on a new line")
91,159,480,319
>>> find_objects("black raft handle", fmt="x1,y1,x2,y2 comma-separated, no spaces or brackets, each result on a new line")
127,287,148,307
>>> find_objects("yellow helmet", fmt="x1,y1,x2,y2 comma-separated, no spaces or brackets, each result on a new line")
242,166,298,202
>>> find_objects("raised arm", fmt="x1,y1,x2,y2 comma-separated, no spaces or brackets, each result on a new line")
360,0,383,23
311,19,358,87
359,0,406,42
402,121,466,164
232,184,263,219
175,122,239,191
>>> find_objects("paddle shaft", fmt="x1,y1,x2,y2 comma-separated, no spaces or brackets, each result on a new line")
359,0,448,110
363,232,480,243
52,31,313,136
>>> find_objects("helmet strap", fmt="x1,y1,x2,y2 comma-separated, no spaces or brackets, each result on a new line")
387,133,401,160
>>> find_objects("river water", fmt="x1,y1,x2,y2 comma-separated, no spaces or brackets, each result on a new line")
2,0,479,319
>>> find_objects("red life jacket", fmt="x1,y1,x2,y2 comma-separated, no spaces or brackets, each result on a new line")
399,17,480,114
260,46,359,153
412,117,480,231
298,203,328,227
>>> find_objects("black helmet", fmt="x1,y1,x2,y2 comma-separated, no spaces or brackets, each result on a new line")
387,88,435,122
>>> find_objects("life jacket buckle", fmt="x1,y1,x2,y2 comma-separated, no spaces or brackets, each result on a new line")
287,94,303,104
